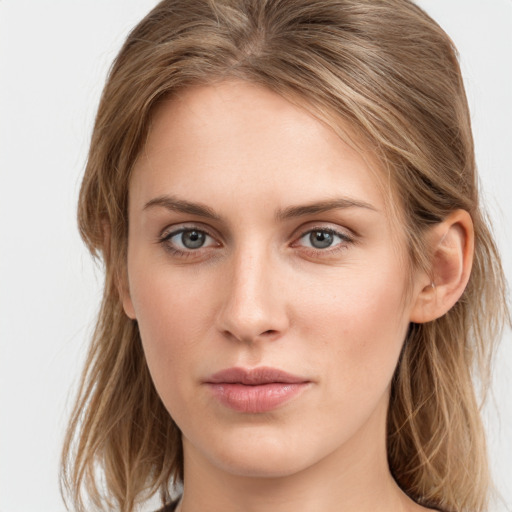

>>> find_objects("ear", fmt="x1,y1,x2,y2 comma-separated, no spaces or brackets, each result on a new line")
410,210,474,323
102,220,137,320
119,267,137,320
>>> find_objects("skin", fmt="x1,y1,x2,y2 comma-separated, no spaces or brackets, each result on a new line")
122,81,473,512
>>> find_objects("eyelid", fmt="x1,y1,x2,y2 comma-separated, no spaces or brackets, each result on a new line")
157,222,356,259
159,222,219,242
158,224,221,257
293,223,355,243
290,224,356,256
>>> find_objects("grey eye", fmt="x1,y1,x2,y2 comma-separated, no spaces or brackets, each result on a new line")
160,226,219,256
163,228,215,251
180,230,206,249
297,228,349,251
309,230,334,249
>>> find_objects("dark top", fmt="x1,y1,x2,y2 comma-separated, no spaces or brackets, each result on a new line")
156,496,444,511
155,498,180,512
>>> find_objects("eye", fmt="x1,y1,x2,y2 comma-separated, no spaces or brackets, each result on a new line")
296,228,352,251
160,227,218,254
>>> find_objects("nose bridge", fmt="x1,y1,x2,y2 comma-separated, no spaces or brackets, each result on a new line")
216,240,288,343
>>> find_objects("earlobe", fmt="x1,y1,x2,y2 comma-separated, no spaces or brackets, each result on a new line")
410,210,474,323
119,272,137,320
121,295,137,320
117,259,136,319
102,220,137,320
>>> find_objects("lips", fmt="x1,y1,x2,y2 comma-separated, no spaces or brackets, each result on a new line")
204,367,310,413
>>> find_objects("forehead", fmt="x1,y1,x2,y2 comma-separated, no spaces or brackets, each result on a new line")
131,80,389,220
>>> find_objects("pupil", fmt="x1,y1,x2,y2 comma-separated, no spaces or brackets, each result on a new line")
182,230,205,249
310,231,332,249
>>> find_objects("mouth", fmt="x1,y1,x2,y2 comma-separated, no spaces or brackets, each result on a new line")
204,366,311,413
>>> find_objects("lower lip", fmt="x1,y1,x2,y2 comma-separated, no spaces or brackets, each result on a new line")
205,382,309,413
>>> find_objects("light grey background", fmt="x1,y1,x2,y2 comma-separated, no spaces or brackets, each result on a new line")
0,1,510,511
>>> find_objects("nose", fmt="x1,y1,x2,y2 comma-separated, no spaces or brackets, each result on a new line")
215,245,290,344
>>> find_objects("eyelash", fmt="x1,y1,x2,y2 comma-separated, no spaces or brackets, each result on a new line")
293,227,354,257
159,227,219,259
158,225,354,260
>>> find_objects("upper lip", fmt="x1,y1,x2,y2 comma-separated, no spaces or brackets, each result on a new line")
205,366,309,385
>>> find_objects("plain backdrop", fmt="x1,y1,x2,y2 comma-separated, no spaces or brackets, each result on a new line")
0,1,511,511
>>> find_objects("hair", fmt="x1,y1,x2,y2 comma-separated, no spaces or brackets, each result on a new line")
61,1,510,511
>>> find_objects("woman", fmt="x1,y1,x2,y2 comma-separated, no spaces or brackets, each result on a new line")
61,1,509,511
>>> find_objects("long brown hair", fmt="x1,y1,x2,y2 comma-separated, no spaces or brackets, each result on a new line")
61,1,509,511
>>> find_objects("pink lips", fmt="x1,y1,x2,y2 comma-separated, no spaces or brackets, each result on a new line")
204,367,310,413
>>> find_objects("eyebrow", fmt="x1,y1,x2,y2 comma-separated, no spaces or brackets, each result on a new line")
144,195,222,220
275,198,377,221
143,195,377,221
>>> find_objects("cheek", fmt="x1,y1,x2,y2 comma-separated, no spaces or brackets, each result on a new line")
296,263,409,392
127,261,214,392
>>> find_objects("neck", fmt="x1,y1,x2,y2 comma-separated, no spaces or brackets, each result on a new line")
178,399,419,512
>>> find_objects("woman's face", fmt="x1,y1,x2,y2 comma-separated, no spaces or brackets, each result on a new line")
124,81,424,478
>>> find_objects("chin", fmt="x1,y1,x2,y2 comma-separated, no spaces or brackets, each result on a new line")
191,424,328,479
211,448,310,479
